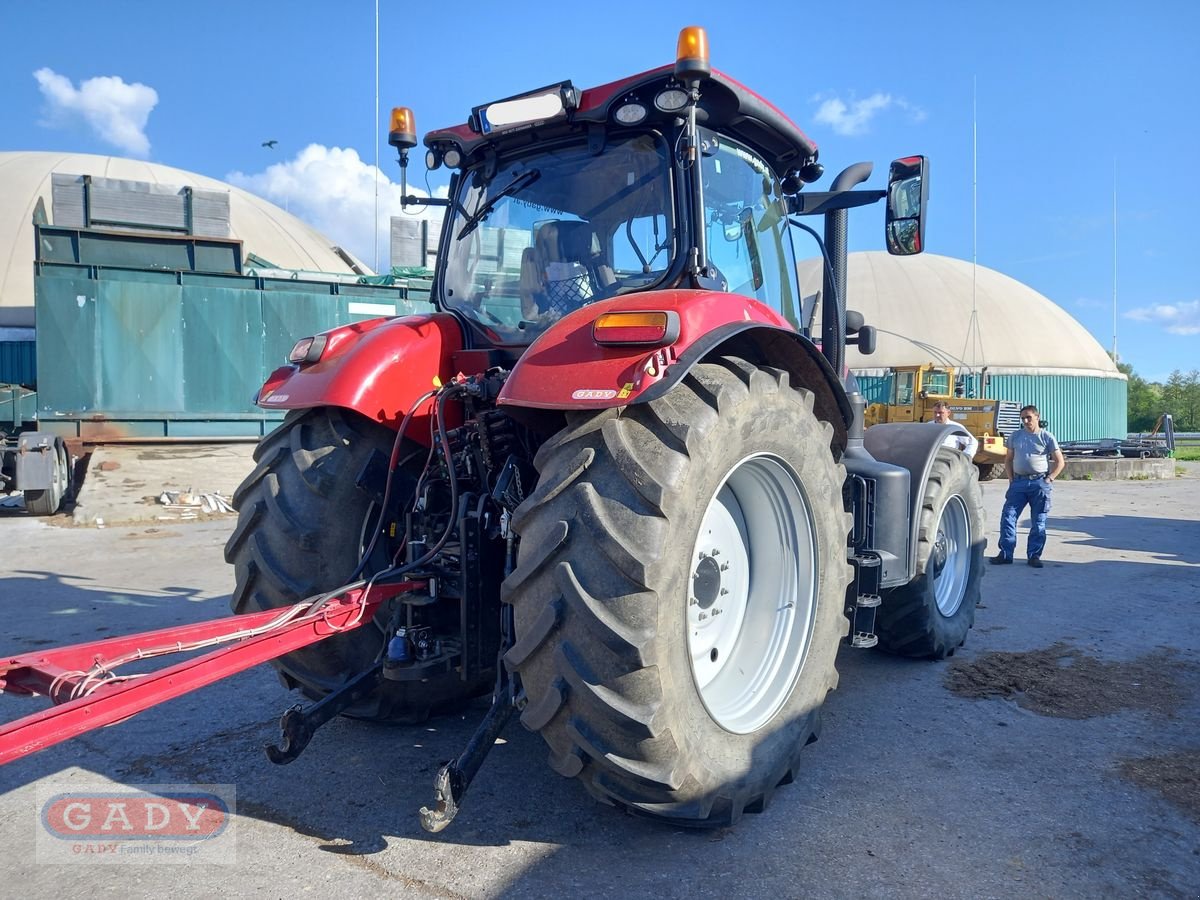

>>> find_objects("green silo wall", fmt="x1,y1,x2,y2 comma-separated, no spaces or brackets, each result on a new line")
982,374,1126,443
851,371,1127,443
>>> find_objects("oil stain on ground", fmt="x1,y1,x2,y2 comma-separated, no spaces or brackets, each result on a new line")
944,642,1186,719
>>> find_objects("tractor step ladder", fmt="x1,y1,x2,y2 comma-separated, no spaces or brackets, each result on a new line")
849,550,882,649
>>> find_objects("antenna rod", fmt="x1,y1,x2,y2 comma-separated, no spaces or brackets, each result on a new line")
374,0,380,273
1112,157,1118,361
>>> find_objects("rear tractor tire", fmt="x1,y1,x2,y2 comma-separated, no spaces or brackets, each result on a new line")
224,407,492,722
975,462,997,482
875,448,985,659
502,358,852,827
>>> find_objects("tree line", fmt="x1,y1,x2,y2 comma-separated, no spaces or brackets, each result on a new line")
1121,362,1200,432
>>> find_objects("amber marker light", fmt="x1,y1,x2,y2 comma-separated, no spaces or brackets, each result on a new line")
674,26,711,82
388,106,417,149
593,311,680,346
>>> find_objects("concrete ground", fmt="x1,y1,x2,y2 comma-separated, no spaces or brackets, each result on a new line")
1,453,1197,898
69,443,257,526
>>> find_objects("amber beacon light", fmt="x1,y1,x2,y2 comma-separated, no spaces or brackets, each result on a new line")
674,26,711,82
388,107,417,150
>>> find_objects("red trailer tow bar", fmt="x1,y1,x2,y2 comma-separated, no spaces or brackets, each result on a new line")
0,581,424,766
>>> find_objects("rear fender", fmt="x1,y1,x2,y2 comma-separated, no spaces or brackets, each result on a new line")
257,313,464,443
863,422,967,576
497,290,851,450
15,432,62,491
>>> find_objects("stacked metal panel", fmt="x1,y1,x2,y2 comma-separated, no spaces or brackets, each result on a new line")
51,174,231,237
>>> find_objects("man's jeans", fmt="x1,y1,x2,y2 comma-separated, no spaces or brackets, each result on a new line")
999,477,1052,559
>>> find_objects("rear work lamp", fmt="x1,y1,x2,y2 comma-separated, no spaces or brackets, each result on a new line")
288,335,328,364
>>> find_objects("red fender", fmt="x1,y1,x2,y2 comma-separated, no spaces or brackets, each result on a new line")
497,290,795,410
257,313,464,442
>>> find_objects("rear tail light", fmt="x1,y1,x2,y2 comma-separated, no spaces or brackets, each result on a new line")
592,311,679,346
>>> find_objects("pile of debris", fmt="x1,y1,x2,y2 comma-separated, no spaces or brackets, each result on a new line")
157,490,235,518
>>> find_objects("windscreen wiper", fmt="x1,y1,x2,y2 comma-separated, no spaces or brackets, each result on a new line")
457,169,541,240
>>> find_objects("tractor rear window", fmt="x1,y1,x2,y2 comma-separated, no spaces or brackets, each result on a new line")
440,134,675,344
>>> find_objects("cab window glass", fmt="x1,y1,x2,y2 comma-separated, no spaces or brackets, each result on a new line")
925,370,951,395
700,136,798,325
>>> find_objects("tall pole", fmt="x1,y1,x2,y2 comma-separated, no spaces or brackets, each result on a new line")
972,76,977,321
374,0,380,273
1112,157,1118,362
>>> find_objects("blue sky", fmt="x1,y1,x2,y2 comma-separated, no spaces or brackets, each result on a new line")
2,1,1196,381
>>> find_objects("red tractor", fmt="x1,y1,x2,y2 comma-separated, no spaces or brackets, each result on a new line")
1,27,985,832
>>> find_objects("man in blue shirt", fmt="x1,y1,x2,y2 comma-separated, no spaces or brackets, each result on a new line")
992,404,1066,568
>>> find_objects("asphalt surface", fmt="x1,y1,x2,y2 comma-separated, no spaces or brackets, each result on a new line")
1,461,1197,898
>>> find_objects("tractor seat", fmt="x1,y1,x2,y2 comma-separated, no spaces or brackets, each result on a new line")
519,221,615,320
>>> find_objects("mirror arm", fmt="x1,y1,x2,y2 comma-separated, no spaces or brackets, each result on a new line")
788,189,886,216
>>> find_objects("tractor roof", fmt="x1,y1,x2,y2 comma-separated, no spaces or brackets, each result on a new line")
425,65,819,177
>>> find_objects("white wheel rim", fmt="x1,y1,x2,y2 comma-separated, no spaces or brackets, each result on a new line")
688,454,819,734
930,495,969,616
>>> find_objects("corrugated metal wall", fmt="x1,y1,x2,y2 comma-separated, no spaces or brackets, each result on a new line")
854,374,891,406
32,225,434,438
984,374,1126,443
0,340,36,386
851,370,1128,442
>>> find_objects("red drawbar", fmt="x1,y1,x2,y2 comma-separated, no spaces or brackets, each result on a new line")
0,582,423,766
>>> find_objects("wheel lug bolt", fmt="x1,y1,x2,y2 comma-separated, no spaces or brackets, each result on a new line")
719,588,729,596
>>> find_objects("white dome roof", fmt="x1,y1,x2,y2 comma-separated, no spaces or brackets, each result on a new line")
799,251,1121,377
0,151,369,327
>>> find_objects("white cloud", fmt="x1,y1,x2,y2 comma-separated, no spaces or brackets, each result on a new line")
34,68,158,157
810,92,926,136
227,144,440,271
812,93,894,136
894,98,928,124
1124,299,1200,335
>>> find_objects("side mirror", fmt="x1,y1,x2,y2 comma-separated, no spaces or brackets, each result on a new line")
855,325,877,355
885,155,929,256
844,309,865,333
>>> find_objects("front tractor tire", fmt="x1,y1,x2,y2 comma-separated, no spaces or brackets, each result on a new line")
224,407,491,722
875,448,986,659
502,358,852,827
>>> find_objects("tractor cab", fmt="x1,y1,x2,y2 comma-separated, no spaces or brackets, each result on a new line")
393,28,851,354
